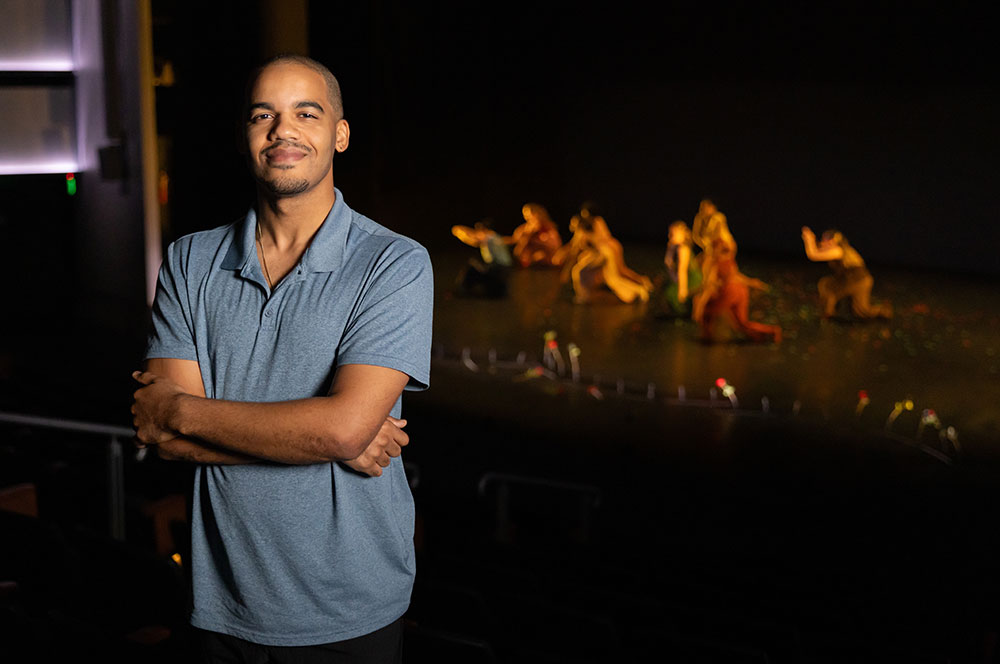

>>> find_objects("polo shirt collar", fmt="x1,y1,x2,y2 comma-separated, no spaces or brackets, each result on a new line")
221,188,350,276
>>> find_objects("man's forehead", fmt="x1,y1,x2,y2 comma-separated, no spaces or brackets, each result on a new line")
251,63,327,99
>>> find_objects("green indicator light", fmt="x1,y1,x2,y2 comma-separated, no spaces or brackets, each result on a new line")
66,173,76,196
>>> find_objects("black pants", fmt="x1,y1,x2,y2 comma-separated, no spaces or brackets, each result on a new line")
197,619,404,664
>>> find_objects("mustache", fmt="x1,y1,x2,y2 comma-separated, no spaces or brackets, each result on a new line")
263,140,311,155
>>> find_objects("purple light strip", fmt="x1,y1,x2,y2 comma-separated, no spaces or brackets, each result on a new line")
0,161,79,175
0,59,74,72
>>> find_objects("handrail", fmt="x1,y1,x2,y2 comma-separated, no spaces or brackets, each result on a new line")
0,411,133,438
478,471,602,505
0,411,134,541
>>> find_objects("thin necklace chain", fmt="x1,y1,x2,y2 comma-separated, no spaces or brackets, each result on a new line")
256,221,274,289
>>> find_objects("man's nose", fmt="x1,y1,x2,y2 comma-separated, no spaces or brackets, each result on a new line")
268,115,297,140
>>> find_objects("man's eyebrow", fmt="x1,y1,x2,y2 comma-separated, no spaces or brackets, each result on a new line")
247,100,326,116
295,100,325,113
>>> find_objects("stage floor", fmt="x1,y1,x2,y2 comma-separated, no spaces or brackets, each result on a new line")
426,241,1000,463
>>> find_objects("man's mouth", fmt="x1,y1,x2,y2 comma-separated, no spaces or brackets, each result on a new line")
264,143,309,164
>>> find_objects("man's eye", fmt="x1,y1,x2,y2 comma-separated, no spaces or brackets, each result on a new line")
251,114,272,122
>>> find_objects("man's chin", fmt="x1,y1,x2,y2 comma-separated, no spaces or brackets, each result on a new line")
261,177,310,196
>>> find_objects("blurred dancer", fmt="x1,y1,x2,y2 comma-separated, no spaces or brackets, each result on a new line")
697,237,782,343
660,220,702,316
452,220,512,298
691,198,734,264
801,227,892,319
690,198,737,324
507,203,563,267
556,203,652,303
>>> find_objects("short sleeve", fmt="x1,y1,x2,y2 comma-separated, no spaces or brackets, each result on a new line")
338,245,434,390
145,241,199,362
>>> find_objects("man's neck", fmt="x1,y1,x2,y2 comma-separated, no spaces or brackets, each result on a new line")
252,181,336,289
255,182,336,252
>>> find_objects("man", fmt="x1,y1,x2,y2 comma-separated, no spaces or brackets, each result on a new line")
131,55,433,662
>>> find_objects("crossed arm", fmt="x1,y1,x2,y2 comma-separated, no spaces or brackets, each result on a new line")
132,357,410,476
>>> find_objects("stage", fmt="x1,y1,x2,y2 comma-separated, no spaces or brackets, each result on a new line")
398,241,1000,660
424,240,1000,463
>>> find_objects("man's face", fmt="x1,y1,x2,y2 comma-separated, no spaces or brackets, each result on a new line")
245,62,349,197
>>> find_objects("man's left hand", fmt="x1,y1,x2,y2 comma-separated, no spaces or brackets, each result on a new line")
342,416,409,477
132,370,188,446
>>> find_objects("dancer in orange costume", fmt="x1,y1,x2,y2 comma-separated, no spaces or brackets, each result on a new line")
690,198,736,324
696,237,782,343
801,227,892,319
506,203,563,267
554,203,652,303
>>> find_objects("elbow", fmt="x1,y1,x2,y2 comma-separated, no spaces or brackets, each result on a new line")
312,424,372,463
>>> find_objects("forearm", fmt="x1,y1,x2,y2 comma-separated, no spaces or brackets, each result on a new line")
802,236,840,262
171,394,376,465
802,237,820,260
155,436,259,465
677,247,689,293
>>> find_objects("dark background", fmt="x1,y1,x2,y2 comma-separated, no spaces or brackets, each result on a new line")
3,3,1000,660
158,0,1000,277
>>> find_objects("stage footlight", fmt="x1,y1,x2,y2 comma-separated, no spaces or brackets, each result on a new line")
567,343,581,382
917,408,941,440
885,399,914,431
715,378,739,408
856,389,870,416
461,347,479,372
939,426,961,454
542,330,565,375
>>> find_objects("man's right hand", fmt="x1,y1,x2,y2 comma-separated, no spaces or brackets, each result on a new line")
342,416,409,477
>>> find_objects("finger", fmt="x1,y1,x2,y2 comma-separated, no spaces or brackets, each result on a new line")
396,430,410,447
132,370,155,385
377,453,391,468
384,441,402,458
387,416,407,427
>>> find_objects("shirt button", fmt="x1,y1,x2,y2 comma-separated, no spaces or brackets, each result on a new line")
264,310,272,317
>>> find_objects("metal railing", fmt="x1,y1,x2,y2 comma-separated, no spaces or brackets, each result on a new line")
0,411,134,541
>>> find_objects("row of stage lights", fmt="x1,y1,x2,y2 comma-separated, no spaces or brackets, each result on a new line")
446,330,961,464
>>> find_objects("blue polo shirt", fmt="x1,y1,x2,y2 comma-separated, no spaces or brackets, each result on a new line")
145,189,433,645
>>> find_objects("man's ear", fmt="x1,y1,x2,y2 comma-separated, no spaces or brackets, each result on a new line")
335,119,350,153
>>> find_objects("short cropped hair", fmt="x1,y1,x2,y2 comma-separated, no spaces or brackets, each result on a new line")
246,54,344,120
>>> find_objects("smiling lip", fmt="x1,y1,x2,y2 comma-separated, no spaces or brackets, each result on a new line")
265,147,307,164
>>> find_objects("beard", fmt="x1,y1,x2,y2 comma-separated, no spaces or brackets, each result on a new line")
259,171,310,196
